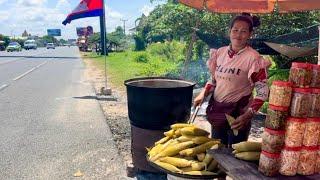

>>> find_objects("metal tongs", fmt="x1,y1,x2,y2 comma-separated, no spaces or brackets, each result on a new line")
188,103,202,124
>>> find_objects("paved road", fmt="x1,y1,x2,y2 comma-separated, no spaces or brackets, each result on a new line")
0,47,129,179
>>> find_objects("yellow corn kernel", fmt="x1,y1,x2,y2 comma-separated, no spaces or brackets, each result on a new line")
179,141,218,156
159,157,192,168
190,161,206,171
235,151,260,161
180,127,209,136
148,144,163,158
232,141,261,152
170,123,194,130
151,141,195,161
174,128,182,137
154,161,182,173
155,136,170,145
177,135,194,142
164,129,175,137
192,136,211,144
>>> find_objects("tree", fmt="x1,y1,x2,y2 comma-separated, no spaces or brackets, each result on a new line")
0,34,10,46
41,35,57,44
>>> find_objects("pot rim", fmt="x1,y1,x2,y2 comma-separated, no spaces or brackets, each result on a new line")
124,77,196,88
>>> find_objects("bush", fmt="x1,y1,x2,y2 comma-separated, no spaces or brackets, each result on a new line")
146,40,185,62
134,52,149,63
134,34,146,51
139,57,178,76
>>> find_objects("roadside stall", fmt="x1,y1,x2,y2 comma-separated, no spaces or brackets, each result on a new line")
139,1,320,179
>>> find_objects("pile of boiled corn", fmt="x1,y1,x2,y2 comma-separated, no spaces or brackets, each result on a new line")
147,123,221,176
232,141,261,161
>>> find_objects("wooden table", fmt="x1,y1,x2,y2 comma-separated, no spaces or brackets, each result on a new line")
207,148,320,180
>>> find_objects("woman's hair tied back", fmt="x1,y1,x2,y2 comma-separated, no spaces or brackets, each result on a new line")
231,12,261,32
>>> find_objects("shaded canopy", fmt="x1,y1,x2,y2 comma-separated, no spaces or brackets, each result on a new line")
179,0,320,13
196,24,319,58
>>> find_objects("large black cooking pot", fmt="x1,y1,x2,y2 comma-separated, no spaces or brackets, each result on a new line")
125,77,195,130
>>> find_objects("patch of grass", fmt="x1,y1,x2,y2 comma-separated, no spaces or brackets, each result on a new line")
86,51,178,88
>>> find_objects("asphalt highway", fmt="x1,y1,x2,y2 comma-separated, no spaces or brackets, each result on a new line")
0,47,129,179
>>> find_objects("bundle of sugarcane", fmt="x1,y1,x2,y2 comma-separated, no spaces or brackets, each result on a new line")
232,141,261,161
147,123,221,176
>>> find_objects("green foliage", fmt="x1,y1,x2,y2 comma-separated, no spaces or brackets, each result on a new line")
42,35,57,44
139,56,178,76
134,52,149,63
0,34,10,46
146,40,185,62
133,34,146,51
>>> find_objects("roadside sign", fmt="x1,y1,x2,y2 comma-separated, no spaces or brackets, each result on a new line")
47,29,61,36
76,26,93,36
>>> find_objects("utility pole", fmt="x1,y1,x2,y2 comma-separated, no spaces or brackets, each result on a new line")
120,19,128,35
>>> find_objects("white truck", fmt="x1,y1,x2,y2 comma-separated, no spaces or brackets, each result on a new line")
24,40,37,50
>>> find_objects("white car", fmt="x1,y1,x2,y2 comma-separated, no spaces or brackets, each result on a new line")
24,40,37,50
46,43,55,49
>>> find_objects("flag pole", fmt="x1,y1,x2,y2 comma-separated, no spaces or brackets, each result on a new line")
100,0,111,95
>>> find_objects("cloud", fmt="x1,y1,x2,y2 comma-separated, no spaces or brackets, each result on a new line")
0,11,9,21
140,5,155,16
0,0,8,5
0,1,130,38
17,0,47,7
55,0,71,13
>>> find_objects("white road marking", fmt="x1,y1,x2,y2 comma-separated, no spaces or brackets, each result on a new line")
13,61,48,81
0,84,9,91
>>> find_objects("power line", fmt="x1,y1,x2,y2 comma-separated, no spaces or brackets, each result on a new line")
120,19,128,35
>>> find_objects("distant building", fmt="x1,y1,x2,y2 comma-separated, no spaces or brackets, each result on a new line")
22,30,29,37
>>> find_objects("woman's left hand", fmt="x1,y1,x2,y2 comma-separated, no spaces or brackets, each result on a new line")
231,111,253,130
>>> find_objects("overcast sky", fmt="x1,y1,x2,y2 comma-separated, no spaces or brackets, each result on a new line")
0,0,158,39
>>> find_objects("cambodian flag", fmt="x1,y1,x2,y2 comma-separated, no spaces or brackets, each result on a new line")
62,0,103,25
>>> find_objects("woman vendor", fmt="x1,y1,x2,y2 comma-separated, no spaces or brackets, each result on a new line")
194,13,271,145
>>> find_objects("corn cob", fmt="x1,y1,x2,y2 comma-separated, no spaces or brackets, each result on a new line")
180,127,210,136
153,139,179,158
170,123,194,130
148,144,163,158
191,161,206,171
232,141,261,152
174,128,182,137
164,129,175,137
202,153,213,165
225,114,239,136
191,136,211,144
177,135,194,142
183,171,216,175
179,141,218,156
154,161,182,173
235,151,260,161
196,153,206,161
155,136,170,145
151,141,195,161
159,157,192,168
207,159,218,171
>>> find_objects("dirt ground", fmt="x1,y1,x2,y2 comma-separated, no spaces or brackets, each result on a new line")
82,56,264,174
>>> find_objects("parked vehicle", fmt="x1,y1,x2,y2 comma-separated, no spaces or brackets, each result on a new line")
6,42,22,52
0,41,5,51
24,40,37,50
46,43,55,49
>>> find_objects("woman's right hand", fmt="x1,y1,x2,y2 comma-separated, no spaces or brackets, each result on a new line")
193,91,205,107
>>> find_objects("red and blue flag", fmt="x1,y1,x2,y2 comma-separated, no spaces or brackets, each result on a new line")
62,0,103,25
